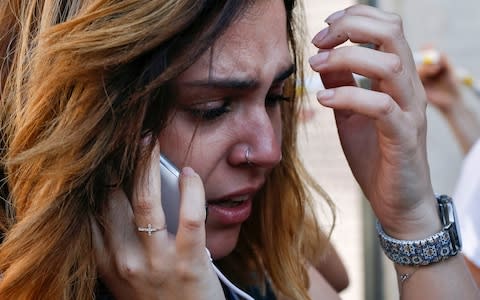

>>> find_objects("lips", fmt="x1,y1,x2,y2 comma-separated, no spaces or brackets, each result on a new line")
212,195,249,208
207,189,257,226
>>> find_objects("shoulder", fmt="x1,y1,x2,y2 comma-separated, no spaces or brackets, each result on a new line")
306,264,342,300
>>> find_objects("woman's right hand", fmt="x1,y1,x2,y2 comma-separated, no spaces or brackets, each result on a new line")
92,144,225,300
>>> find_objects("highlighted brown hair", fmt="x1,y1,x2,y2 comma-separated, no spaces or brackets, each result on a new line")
0,0,334,299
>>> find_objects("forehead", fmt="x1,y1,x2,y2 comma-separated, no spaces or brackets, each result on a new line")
176,0,291,83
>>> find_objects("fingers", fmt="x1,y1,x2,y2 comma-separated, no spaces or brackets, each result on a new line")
131,143,168,247
310,46,402,81
418,53,453,82
310,5,426,111
312,49,356,89
316,86,412,139
324,4,399,24
176,167,209,265
418,63,443,80
313,5,411,60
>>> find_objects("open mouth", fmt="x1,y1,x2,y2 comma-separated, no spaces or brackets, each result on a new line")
209,195,249,208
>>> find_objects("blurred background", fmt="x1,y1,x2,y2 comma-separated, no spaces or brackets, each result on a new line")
299,0,480,299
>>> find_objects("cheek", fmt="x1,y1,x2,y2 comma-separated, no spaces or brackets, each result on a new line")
158,117,232,175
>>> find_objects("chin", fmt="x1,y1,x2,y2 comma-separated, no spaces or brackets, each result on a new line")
206,225,242,260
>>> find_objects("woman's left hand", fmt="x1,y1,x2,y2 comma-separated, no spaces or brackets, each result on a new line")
309,4,441,239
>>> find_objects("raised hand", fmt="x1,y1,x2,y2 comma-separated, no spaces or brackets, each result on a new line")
309,4,440,239
92,144,224,300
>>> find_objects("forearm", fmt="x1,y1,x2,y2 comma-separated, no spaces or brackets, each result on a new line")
312,244,349,292
395,255,479,299
378,196,480,299
441,100,480,154
464,255,480,288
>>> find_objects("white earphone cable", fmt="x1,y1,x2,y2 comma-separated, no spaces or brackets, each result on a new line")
205,248,255,300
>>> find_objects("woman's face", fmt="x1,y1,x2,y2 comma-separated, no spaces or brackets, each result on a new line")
159,0,292,259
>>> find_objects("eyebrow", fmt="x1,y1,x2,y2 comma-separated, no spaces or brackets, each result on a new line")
182,64,296,89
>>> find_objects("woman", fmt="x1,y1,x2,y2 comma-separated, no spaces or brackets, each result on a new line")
0,1,477,299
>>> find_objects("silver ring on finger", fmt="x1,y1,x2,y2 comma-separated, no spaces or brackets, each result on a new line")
137,224,165,236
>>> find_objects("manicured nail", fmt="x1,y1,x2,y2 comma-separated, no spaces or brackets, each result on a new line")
317,89,335,101
309,51,330,67
325,10,345,24
312,27,329,44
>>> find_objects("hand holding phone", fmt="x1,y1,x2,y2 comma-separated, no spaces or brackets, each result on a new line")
159,155,254,299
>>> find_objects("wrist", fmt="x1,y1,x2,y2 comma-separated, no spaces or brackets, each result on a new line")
377,195,462,267
378,196,442,241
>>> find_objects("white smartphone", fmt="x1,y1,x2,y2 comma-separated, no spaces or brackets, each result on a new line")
160,155,180,235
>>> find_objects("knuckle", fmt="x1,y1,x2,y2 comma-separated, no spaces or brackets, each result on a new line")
116,255,169,283
132,197,154,216
345,4,361,14
385,53,403,75
378,95,396,116
389,13,403,27
388,15,404,37
179,216,203,233
175,260,198,281
116,259,141,280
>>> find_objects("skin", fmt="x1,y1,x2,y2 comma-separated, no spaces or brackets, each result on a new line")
310,5,478,299
418,52,480,287
159,0,288,259
465,258,480,288
94,2,480,299
417,52,480,153
95,1,291,299
418,54,480,153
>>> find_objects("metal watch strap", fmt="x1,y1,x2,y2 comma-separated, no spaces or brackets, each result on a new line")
376,194,461,266
376,220,455,265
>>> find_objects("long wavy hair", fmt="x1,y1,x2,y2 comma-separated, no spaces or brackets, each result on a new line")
0,0,334,299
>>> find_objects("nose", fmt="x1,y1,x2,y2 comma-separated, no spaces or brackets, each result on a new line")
229,108,282,169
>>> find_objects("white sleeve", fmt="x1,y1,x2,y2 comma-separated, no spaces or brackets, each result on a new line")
453,139,480,267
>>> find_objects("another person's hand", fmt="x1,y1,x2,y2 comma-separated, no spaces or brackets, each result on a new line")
417,50,462,113
309,5,440,239
418,49,480,153
92,144,224,300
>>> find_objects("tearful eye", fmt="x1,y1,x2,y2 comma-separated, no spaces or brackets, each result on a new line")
186,99,232,121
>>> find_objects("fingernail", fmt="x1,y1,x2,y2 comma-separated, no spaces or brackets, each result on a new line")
325,10,345,24
317,89,335,101
309,51,330,67
312,27,329,44
181,166,196,177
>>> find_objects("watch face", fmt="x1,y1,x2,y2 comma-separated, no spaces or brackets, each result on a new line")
448,201,463,250
437,195,462,252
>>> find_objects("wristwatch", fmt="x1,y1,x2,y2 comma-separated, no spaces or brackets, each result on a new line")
376,194,462,266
